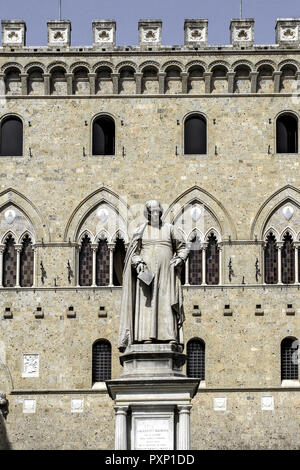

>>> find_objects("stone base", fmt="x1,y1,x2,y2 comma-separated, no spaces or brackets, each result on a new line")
119,343,186,378
106,343,199,450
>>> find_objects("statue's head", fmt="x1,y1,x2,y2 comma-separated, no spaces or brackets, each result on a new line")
144,200,163,226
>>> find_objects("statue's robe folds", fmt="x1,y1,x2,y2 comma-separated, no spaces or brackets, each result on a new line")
118,222,189,352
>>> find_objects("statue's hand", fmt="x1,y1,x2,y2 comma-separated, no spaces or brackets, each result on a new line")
170,257,183,268
137,262,146,274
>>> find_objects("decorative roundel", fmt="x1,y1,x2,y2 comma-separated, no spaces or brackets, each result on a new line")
97,208,109,223
191,207,202,222
4,209,16,224
282,205,294,221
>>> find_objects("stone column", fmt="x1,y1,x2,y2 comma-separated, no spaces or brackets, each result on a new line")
181,72,189,94
294,242,299,284
88,73,96,95
111,73,120,94
0,245,5,287
277,242,283,284
0,74,6,95
66,73,74,95
135,73,143,94
250,72,259,94
227,72,235,94
21,73,28,95
114,406,128,450
218,244,222,285
43,73,51,95
108,243,115,287
273,71,282,93
76,245,80,287
91,244,98,287
158,72,166,94
177,405,192,450
15,244,22,287
204,72,212,94
185,257,190,286
202,243,207,285
32,246,37,287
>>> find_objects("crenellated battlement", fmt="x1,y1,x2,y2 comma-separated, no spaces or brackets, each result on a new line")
1,17,300,51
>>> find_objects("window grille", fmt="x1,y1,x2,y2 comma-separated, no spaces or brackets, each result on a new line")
79,235,93,286
96,239,110,286
20,235,34,287
206,233,219,285
187,339,205,380
3,235,17,287
0,116,23,156
281,232,295,284
184,114,207,155
264,233,278,284
189,235,202,285
281,337,299,380
92,340,111,382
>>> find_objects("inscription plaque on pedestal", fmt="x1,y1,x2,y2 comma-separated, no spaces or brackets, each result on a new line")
131,411,174,450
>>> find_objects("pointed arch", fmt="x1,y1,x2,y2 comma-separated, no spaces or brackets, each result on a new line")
187,227,203,243
77,229,94,244
250,185,300,240
18,229,35,245
0,188,49,242
111,229,129,244
164,186,236,240
280,227,297,242
95,228,110,243
64,187,130,242
1,230,17,245
263,227,280,241
204,228,221,243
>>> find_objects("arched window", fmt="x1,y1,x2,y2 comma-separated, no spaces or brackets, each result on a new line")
113,236,126,286
20,235,34,287
206,233,219,285
188,234,202,285
187,339,205,380
281,232,295,284
92,339,112,382
96,238,110,286
184,114,207,155
281,337,298,380
50,66,67,95
73,67,90,95
79,234,93,286
276,113,298,153
3,235,17,287
27,67,44,95
0,116,23,156
92,115,115,155
264,233,278,284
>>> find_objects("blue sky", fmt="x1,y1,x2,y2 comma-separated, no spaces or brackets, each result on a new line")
1,0,300,46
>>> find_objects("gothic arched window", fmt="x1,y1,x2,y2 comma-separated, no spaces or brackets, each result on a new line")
92,339,112,382
281,337,298,380
113,236,126,286
0,116,23,156
276,113,298,154
188,234,202,285
281,232,295,284
264,233,278,284
92,115,115,155
187,338,205,380
20,235,34,287
206,233,219,285
79,235,93,286
3,235,17,287
184,114,207,155
96,238,110,286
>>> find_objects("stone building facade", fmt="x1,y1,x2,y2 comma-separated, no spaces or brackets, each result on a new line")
0,16,300,449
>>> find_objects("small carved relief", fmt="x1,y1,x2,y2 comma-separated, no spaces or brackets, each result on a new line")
54,31,64,40
95,28,113,43
142,28,159,43
213,397,227,411
261,396,274,411
238,29,248,39
23,399,36,414
4,209,16,224
234,26,252,42
71,398,84,412
22,354,39,377
281,27,298,41
282,205,294,221
187,27,205,42
4,29,22,44
8,31,19,40
99,30,109,40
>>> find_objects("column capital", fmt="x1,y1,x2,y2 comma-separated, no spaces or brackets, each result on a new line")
107,243,116,251
276,242,283,249
91,243,98,251
250,71,259,77
158,72,166,77
177,404,192,413
201,242,208,250
114,405,129,415
180,72,189,77
14,244,23,252
65,73,74,78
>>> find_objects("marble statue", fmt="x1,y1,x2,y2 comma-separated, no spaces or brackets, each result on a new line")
118,200,189,352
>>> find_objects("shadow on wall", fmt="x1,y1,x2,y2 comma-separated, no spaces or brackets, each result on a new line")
0,414,11,450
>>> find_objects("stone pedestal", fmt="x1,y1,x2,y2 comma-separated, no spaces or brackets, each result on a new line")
106,344,199,450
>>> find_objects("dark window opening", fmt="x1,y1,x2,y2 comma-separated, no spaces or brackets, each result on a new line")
282,232,295,284
281,337,298,380
264,233,278,284
184,114,207,154
79,235,93,286
92,340,111,382
206,233,219,285
187,339,205,380
113,236,126,286
3,235,17,287
96,238,110,286
20,234,34,287
189,234,202,285
0,116,23,156
92,116,115,155
276,114,298,154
